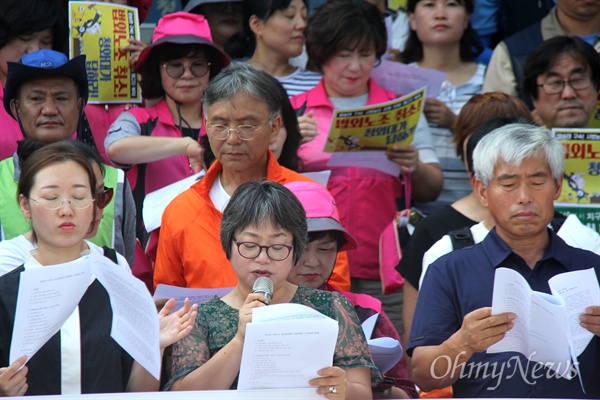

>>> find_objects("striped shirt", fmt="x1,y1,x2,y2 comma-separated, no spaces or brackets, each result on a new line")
413,63,486,214
276,67,322,98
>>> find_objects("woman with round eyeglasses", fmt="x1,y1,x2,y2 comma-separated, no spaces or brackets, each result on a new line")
104,12,230,249
165,181,379,399
0,140,197,396
0,139,122,276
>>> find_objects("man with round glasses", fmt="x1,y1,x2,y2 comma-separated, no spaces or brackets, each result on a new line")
0,49,136,268
154,63,351,291
522,36,600,129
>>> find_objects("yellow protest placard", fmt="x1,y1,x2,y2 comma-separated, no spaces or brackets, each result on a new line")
69,1,141,104
323,87,425,153
554,128,600,233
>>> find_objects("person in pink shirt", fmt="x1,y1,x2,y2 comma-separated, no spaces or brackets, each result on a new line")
290,0,442,335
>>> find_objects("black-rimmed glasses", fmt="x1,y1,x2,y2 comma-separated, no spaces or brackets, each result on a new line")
233,239,293,261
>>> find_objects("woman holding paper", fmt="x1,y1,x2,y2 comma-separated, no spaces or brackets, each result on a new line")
290,0,441,334
165,181,380,399
285,181,418,399
0,140,197,396
401,0,485,213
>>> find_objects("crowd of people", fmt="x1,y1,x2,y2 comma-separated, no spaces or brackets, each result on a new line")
0,0,599,398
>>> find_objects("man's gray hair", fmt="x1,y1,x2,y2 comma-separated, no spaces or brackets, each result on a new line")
473,123,564,187
202,63,282,116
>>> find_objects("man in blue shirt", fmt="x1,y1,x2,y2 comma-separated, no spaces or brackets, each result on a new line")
408,123,600,398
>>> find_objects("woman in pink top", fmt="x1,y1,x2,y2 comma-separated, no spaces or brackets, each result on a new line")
290,0,442,334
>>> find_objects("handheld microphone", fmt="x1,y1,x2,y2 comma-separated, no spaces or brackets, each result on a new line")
252,277,273,305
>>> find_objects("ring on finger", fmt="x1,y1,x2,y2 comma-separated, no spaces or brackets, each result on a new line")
328,385,337,394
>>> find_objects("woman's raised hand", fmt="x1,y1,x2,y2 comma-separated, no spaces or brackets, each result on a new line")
122,39,148,71
158,298,198,349
0,356,28,397
423,98,457,129
236,292,268,341
298,111,319,144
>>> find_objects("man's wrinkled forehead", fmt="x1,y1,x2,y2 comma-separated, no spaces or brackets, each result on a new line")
16,76,80,99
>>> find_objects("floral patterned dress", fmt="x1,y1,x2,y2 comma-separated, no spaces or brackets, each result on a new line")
165,285,382,390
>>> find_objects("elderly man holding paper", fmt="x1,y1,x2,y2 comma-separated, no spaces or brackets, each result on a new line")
408,123,600,398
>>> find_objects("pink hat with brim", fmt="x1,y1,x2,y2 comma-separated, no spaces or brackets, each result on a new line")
285,181,358,252
135,11,230,74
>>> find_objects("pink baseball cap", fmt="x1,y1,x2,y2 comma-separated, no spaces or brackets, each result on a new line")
135,11,230,74
285,181,357,251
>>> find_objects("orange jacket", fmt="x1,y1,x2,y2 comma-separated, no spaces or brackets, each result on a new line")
154,152,351,290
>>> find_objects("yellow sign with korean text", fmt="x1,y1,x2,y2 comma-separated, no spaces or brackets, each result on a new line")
554,128,600,205
324,87,425,153
69,1,141,104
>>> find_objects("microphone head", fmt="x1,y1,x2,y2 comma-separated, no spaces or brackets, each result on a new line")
252,277,273,305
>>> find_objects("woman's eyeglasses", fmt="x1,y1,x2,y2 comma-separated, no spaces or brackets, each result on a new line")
233,239,293,261
162,61,211,79
29,197,95,211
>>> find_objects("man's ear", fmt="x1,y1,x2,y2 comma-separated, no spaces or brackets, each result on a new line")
553,176,563,201
19,194,31,222
77,98,84,112
269,115,282,145
475,178,489,208
10,99,19,120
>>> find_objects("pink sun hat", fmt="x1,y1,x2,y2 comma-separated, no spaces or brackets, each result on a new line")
285,181,358,251
135,11,230,74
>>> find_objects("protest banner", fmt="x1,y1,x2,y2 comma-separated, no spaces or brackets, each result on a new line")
324,87,425,153
69,1,141,104
553,128,600,233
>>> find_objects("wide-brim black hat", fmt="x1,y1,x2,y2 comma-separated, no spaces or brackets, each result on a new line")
3,50,88,120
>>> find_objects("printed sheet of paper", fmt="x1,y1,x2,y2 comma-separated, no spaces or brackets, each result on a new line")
90,253,161,380
10,258,92,364
237,304,339,390
488,268,585,378
371,58,446,98
143,171,205,232
153,284,233,312
69,2,141,103
549,268,600,357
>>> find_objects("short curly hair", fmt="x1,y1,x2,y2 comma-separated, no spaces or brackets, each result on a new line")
305,0,387,72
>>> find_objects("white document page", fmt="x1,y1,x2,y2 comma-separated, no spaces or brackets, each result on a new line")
549,267,600,356
142,171,205,232
153,284,233,312
371,58,446,98
488,268,532,356
237,304,339,390
10,258,91,364
90,253,161,380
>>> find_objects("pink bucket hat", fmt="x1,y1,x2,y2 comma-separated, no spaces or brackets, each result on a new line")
135,11,230,74
285,181,358,251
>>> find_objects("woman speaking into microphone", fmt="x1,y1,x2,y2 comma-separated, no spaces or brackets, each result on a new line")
164,181,381,399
